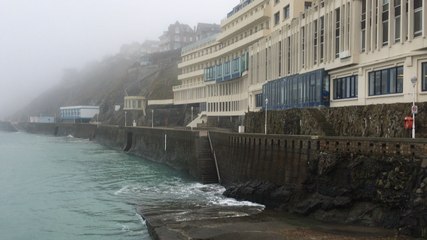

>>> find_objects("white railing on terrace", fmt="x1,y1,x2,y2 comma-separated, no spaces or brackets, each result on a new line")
181,34,219,54
173,82,206,91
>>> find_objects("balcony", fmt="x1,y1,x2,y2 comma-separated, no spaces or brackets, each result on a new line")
181,34,218,55
178,69,204,81
217,7,270,42
204,54,248,83
221,0,266,26
178,29,269,69
173,82,206,91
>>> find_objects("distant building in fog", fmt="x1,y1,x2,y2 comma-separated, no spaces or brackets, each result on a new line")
159,21,196,52
60,106,99,123
195,23,221,41
30,116,55,123
140,40,160,54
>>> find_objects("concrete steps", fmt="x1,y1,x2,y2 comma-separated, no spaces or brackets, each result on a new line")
187,113,207,129
197,137,219,184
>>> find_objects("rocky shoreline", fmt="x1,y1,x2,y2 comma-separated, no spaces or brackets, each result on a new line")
224,153,427,238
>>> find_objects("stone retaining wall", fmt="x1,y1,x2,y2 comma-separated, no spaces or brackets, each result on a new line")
245,102,427,138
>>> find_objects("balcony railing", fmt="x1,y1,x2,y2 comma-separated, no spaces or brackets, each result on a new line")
181,34,219,55
226,0,254,19
204,53,249,83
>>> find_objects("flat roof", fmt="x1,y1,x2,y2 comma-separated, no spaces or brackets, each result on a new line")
60,106,99,110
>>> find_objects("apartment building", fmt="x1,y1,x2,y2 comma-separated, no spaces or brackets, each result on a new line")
174,0,276,116
174,0,426,119
250,0,427,111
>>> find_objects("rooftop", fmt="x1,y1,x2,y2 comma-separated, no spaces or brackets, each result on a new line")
227,0,254,19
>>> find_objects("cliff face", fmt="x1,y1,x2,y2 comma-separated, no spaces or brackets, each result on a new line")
12,50,181,126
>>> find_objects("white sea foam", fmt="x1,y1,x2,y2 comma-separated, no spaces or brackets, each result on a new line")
136,213,146,226
115,181,265,211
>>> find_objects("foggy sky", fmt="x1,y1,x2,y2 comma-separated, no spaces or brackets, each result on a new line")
0,0,239,120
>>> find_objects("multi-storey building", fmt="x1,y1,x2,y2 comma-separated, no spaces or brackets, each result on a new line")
174,0,276,116
174,0,426,121
159,21,196,52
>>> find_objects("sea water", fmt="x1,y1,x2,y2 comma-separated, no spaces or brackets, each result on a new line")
0,131,263,240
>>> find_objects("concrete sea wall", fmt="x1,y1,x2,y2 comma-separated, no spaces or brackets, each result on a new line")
14,122,427,237
209,131,427,237
0,121,17,132
14,123,211,182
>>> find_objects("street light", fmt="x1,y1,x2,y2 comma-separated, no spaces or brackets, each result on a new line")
265,98,268,135
411,76,417,139
124,111,127,127
151,109,154,128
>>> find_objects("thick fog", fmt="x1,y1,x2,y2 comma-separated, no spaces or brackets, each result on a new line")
0,0,238,120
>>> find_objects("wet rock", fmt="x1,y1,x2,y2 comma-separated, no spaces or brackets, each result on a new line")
317,153,337,175
270,186,291,203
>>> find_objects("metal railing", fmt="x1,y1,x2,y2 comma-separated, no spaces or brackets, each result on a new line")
207,131,221,184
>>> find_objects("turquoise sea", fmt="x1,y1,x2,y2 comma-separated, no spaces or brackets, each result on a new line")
0,131,263,240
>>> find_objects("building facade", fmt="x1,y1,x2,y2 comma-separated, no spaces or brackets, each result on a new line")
124,96,147,116
173,0,427,119
59,106,100,123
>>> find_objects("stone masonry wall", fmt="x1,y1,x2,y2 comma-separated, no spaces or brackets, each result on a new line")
209,131,427,237
245,102,427,138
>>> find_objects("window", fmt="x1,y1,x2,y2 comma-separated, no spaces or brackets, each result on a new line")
314,20,318,64
335,8,340,58
423,63,427,91
361,0,366,51
414,0,423,37
278,41,282,76
394,0,401,42
275,0,280,5
284,5,290,19
274,11,280,25
287,36,291,74
382,0,389,45
334,76,358,99
305,2,312,10
368,66,403,96
320,16,325,62
255,94,263,107
301,27,305,67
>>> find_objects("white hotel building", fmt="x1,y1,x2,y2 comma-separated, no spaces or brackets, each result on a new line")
173,0,427,120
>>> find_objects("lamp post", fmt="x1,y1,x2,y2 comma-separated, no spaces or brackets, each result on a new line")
265,98,268,135
151,109,154,128
411,76,417,139
124,111,127,127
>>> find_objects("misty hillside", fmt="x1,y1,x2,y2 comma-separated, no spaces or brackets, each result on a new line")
13,49,181,125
